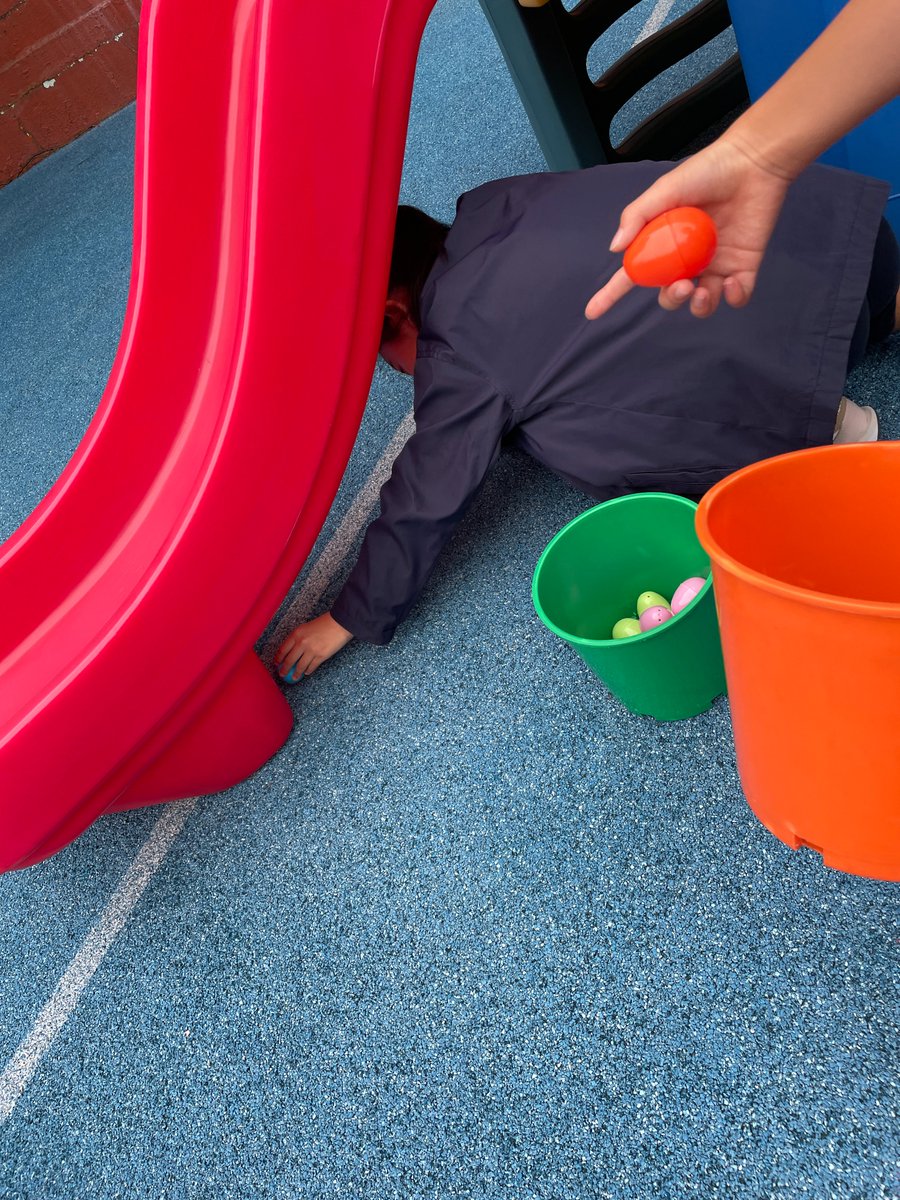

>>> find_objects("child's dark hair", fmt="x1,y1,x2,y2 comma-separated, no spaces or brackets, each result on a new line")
383,205,450,341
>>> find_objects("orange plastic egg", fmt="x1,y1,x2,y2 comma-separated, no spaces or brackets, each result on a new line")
623,207,717,287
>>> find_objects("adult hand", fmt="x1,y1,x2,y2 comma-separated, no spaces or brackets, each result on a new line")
585,134,793,320
275,612,353,681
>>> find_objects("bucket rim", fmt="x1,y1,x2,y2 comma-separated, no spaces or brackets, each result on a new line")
696,444,900,618
532,492,710,647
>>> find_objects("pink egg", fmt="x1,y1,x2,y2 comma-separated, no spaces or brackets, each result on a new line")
670,576,707,614
638,605,672,632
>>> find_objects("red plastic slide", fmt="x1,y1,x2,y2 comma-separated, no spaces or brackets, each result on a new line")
0,0,437,871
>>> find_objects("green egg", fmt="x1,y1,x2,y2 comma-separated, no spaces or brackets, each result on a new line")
612,617,642,639
636,590,670,616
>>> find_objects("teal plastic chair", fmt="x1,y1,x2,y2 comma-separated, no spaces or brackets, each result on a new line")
478,0,748,169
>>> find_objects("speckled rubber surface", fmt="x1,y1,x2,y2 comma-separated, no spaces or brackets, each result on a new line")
0,1,898,1197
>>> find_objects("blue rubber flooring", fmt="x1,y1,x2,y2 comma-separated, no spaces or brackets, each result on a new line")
1,1,899,1197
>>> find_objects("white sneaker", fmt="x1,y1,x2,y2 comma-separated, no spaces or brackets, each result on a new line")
862,406,879,441
833,398,879,444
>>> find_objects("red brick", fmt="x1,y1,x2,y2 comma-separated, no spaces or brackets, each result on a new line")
116,16,139,54
0,107,49,183
16,32,137,150
1,0,139,50
0,0,140,109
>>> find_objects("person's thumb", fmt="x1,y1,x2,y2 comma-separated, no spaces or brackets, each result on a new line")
608,177,686,253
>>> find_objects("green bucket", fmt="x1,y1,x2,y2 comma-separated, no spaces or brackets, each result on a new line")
532,493,726,720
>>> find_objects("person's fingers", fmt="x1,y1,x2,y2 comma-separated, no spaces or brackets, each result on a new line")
723,275,752,308
608,217,635,253
277,640,306,677
278,621,351,682
690,276,724,318
280,658,301,681
689,286,712,318
700,275,725,316
290,647,312,676
658,280,694,311
282,645,319,684
584,267,634,319
277,645,303,683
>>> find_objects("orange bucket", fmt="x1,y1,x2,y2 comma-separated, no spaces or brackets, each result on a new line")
696,442,900,881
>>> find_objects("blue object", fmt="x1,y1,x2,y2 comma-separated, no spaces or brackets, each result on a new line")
281,664,302,685
727,0,900,237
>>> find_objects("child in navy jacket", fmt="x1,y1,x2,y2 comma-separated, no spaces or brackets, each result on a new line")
276,161,898,682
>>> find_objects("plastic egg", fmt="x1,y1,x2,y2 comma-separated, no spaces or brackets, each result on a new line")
670,576,707,614
623,207,718,288
639,605,673,631
612,617,642,639
636,590,670,616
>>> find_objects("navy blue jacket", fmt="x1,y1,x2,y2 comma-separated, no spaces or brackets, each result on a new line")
332,161,888,644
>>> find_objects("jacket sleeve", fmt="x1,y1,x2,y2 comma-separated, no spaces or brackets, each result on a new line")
331,353,510,644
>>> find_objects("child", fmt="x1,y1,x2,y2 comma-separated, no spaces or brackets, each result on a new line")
275,161,899,682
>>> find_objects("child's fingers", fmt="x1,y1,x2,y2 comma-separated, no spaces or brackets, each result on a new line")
275,633,297,666
585,267,634,319
281,646,318,684
279,653,302,683
296,646,325,677
276,640,303,678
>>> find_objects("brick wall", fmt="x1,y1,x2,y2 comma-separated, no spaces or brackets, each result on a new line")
0,0,141,187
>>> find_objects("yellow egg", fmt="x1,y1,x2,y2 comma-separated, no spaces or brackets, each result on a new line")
636,590,670,616
612,618,642,639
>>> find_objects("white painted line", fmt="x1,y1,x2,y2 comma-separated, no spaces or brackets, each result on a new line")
0,800,193,1125
262,410,414,664
0,410,414,1126
635,0,678,43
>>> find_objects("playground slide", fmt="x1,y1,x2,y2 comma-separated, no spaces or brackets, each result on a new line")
0,0,437,872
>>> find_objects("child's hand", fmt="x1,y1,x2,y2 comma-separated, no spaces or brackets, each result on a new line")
275,612,353,682
585,135,792,320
